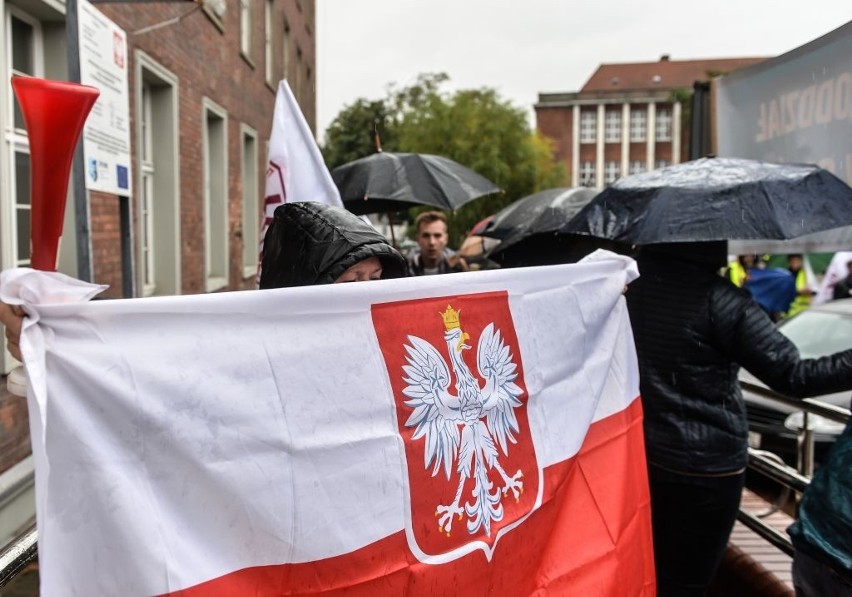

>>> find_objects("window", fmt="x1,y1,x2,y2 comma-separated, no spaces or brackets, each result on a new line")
629,161,645,175
580,161,596,187
283,20,291,80
655,159,671,170
264,0,273,85
140,83,155,295
6,11,43,268
604,161,620,184
630,109,646,142
295,46,303,101
656,108,672,141
580,111,596,144
604,110,621,143
137,54,180,296
203,99,229,292
241,126,259,278
240,0,252,59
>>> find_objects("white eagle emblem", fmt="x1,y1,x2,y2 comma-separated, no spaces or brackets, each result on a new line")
402,305,525,538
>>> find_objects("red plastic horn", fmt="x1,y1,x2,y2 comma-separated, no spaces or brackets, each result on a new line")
11,77,99,272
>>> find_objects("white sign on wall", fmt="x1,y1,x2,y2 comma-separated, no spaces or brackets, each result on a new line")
77,0,133,196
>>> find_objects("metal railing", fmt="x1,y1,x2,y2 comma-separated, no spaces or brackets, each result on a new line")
0,523,36,589
738,381,850,556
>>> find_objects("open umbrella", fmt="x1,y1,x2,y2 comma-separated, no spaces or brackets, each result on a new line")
561,157,852,245
331,152,500,216
482,187,600,267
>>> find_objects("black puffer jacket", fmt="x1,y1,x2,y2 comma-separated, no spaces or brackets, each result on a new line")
627,246,852,475
259,202,409,288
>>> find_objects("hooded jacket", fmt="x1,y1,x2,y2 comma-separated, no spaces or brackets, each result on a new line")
627,244,852,474
259,202,408,289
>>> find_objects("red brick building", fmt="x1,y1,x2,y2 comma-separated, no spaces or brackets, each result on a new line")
536,55,765,188
0,1,316,481
1,0,316,380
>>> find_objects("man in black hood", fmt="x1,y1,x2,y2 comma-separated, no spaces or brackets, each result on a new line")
259,202,409,288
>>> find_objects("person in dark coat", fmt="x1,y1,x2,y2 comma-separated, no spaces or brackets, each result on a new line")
259,202,408,288
626,241,852,597
788,419,852,596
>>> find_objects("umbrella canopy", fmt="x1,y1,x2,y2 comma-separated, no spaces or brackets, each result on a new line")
483,187,600,267
482,187,599,241
561,157,852,245
331,152,500,215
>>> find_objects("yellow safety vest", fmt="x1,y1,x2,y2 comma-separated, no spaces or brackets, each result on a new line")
787,269,810,318
728,261,747,287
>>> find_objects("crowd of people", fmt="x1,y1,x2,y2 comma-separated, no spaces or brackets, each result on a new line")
2,201,852,596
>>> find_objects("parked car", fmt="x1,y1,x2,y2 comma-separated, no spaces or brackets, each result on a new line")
741,298,852,462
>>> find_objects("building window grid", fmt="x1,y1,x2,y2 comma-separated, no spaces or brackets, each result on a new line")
282,20,291,80
629,160,645,175
579,161,596,187
140,84,156,295
604,161,620,184
203,102,229,292
264,0,273,84
630,109,646,142
656,108,673,141
239,0,252,58
604,110,621,143
7,11,43,267
241,130,259,276
655,159,671,170
295,46,303,102
580,111,596,144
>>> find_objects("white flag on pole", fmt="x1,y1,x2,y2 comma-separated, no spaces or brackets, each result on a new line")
260,81,341,271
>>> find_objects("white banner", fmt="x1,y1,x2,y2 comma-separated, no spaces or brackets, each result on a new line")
2,253,649,595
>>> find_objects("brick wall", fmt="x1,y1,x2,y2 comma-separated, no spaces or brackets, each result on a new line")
0,382,31,474
91,1,316,295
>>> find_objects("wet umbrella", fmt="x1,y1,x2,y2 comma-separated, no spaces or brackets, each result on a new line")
331,152,500,216
561,157,852,245
482,187,599,241
482,187,602,267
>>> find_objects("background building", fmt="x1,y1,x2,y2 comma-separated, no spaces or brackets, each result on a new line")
536,55,765,188
1,0,317,379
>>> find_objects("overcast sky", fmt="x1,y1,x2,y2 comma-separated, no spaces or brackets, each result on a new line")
315,1,852,139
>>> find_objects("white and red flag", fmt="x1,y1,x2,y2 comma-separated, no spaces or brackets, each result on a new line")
261,80,341,268
3,253,655,595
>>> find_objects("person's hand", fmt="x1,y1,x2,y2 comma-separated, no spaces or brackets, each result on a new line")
0,303,25,361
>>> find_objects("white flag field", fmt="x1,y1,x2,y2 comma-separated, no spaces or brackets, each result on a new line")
260,80,341,265
2,253,655,595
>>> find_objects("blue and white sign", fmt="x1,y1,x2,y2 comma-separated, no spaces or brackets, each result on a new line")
78,0,133,196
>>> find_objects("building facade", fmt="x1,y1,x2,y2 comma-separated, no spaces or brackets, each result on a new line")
536,55,765,188
1,0,316,377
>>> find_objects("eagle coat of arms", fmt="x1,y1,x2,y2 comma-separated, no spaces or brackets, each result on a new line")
401,305,526,539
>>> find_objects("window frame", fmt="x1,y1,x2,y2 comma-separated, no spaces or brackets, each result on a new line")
630,109,646,142
580,111,596,144
604,110,621,143
202,97,229,292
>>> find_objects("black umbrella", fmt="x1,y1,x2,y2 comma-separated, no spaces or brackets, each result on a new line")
561,157,852,245
482,187,601,267
331,152,500,216
482,187,598,241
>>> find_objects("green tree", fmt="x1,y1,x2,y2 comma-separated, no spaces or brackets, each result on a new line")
392,76,567,244
322,98,397,170
322,74,568,246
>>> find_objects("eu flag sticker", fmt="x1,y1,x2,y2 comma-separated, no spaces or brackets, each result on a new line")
117,165,129,189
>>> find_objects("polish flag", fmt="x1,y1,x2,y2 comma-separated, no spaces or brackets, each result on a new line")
4,252,655,595
260,80,342,276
